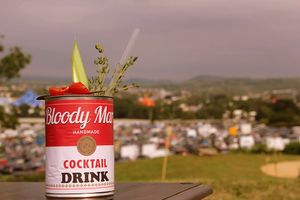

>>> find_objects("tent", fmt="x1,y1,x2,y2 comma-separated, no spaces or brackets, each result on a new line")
12,90,43,107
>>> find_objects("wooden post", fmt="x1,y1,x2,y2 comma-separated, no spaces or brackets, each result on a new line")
161,126,172,181
149,107,153,123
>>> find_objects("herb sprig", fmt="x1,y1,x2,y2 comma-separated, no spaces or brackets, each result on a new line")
89,44,139,96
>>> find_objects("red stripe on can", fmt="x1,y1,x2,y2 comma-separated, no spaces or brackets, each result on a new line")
45,99,113,147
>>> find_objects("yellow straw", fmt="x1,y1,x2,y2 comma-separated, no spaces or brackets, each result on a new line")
71,40,89,88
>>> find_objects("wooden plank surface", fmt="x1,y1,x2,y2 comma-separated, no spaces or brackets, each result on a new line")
0,182,213,200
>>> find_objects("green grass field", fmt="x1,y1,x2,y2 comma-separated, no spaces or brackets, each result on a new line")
116,154,300,200
0,154,299,199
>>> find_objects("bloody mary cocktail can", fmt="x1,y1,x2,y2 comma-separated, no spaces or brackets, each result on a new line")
44,95,114,198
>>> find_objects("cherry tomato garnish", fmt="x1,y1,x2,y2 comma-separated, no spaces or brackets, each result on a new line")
48,86,69,96
68,82,90,94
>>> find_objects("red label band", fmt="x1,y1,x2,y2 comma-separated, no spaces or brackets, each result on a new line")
45,99,113,147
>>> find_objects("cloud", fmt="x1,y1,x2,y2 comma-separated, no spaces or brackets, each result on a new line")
1,0,300,80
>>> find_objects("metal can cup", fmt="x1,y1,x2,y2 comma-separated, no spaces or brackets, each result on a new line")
43,95,114,198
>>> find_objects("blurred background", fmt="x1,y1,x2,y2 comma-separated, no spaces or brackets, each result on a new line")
0,0,300,199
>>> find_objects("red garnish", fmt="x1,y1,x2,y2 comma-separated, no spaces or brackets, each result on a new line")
48,86,69,96
68,82,90,94
48,82,90,96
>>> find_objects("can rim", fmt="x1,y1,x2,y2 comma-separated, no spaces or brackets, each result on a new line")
37,94,113,101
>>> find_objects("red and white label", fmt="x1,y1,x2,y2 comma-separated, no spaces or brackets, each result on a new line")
45,99,114,195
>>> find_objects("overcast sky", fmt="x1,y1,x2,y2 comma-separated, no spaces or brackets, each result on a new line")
1,0,300,81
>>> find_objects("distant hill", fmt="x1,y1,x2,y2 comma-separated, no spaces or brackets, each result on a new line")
124,78,174,86
156,76,300,95
12,75,300,96
15,76,173,87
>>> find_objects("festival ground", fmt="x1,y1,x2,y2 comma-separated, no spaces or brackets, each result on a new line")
116,154,300,200
0,154,299,200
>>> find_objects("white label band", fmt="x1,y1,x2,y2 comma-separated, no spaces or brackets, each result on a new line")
46,146,114,194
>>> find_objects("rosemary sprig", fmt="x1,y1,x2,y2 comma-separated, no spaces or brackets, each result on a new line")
122,83,140,91
105,56,138,96
88,44,139,96
89,44,110,95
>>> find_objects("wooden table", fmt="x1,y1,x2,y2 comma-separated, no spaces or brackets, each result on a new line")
0,182,212,200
